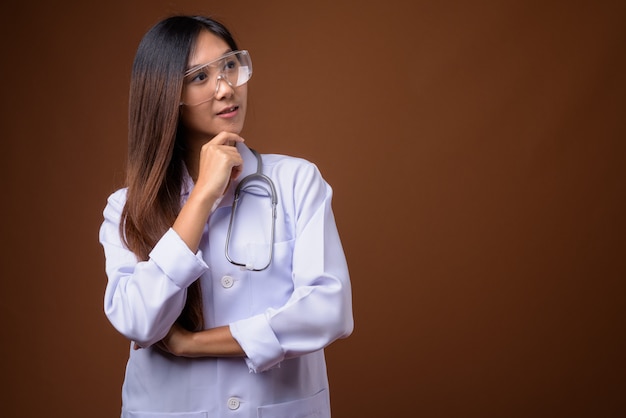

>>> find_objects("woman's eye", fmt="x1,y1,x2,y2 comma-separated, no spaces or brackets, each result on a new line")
190,70,209,83
223,60,237,71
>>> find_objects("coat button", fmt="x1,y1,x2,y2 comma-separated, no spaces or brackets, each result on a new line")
221,276,234,289
227,397,240,410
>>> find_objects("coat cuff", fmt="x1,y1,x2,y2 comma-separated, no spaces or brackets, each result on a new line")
230,313,285,373
149,228,209,288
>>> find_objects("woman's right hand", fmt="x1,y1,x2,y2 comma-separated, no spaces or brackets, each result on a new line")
172,132,244,253
194,132,245,201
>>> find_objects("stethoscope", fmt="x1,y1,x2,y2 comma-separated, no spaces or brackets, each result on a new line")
225,148,277,271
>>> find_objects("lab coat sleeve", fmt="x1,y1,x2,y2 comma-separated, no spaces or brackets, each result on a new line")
99,189,209,347
230,162,354,373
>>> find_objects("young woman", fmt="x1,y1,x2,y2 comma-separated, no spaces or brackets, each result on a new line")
99,15,353,417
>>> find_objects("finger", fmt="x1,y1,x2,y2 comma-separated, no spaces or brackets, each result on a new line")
230,165,243,181
209,131,245,146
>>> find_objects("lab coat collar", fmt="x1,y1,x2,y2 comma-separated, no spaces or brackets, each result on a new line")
181,142,258,211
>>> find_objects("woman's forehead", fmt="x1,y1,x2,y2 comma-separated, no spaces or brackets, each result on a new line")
188,31,231,67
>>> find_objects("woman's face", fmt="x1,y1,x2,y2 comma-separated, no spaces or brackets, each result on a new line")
179,30,248,140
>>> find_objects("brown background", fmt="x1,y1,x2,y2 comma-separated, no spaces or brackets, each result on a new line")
1,0,624,417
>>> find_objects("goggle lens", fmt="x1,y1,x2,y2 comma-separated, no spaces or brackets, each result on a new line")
181,50,252,106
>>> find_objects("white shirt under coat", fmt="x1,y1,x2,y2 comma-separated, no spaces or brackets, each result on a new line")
99,143,354,417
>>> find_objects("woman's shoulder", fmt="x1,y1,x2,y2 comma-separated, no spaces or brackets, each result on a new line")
260,153,328,191
103,187,128,212
261,153,319,174
108,187,128,201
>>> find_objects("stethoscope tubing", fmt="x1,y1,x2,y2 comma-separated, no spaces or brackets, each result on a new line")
225,148,277,271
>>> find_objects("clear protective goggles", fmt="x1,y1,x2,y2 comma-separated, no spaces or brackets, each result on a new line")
180,50,253,106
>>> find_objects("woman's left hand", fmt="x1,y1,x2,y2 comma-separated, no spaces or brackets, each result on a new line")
155,323,191,356
133,323,190,355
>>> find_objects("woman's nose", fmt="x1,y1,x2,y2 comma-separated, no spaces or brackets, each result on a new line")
214,75,235,99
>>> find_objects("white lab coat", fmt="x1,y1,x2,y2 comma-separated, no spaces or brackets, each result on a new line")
99,143,353,418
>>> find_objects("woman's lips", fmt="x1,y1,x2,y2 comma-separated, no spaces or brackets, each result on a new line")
217,105,239,117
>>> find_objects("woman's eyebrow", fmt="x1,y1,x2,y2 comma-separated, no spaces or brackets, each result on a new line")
187,48,234,70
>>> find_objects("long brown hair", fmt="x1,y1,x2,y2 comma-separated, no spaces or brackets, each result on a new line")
121,16,240,331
